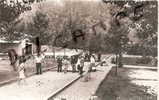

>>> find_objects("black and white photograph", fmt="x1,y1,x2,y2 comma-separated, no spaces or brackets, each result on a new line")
0,0,158,100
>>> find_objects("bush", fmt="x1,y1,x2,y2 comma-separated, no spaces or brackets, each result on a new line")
111,57,116,64
136,57,151,64
151,57,157,66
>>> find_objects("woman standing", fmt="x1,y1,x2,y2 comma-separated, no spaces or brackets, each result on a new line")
18,57,27,85
90,55,96,72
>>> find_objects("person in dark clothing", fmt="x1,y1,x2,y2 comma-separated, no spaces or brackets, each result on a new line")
77,56,84,76
98,53,101,62
77,64,81,74
57,57,63,72
71,55,76,72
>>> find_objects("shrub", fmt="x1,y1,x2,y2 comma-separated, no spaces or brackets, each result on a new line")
136,57,151,64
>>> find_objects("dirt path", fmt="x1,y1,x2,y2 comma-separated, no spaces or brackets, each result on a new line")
0,58,56,86
95,67,157,100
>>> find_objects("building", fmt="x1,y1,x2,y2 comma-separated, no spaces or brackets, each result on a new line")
0,39,33,56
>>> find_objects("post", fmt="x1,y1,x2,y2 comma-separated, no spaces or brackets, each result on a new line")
115,53,118,76
118,51,123,67
52,46,55,60
64,48,66,56
36,37,41,55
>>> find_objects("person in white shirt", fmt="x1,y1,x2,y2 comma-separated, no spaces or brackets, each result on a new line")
35,53,45,75
90,54,96,72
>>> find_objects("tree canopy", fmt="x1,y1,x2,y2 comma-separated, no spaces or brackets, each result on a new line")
0,0,44,40
0,0,157,56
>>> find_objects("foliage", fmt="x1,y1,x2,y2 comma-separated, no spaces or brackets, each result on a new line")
136,56,152,64
0,0,44,40
103,1,157,56
26,10,50,44
126,44,157,57
25,1,111,50
1,0,157,57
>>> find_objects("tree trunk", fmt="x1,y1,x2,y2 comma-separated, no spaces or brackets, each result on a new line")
115,53,118,76
52,46,55,60
118,51,123,68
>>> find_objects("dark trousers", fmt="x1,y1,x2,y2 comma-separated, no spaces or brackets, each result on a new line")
71,64,76,72
57,64,62,72
78,65,83,75
36,63,42,74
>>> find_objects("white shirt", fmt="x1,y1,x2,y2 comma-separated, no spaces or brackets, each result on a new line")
90,57,95,63
35,55,45,63
76,58,81,65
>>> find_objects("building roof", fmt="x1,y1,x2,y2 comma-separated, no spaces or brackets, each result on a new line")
0,40,20,43
0,38,31,44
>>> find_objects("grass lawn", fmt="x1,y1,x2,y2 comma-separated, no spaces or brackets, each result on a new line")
95,67,157,100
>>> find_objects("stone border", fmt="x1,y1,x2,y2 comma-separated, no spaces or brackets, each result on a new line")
47,66,113,100
47,75,81,100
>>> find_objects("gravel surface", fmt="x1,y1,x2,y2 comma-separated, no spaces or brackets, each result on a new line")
53,59,113,100
0,71,79,100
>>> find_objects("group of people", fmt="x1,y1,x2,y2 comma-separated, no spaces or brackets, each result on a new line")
56,53,96,79
57,55,85,75
14,51,97,85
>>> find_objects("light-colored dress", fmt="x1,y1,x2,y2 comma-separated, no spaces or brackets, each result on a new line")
90,56,96,72
63,59,69,70
19,63,25,79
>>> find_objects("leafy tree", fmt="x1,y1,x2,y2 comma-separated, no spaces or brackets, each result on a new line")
102,1,157,68
26,10,50,45
0,0,44,40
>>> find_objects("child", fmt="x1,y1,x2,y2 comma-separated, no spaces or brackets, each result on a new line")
18,57,26,85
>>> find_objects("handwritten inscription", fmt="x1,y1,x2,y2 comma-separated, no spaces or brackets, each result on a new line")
71,29,85,43
133,3,144,21
53,1,145,48
115,11,127,26
92,21,107,35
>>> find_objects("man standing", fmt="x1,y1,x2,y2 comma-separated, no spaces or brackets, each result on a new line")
78,56,85,76
71,55,76,73
57,57,63,72
35,53,45,75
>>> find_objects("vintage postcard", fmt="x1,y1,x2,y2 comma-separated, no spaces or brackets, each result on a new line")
0,0,158,100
